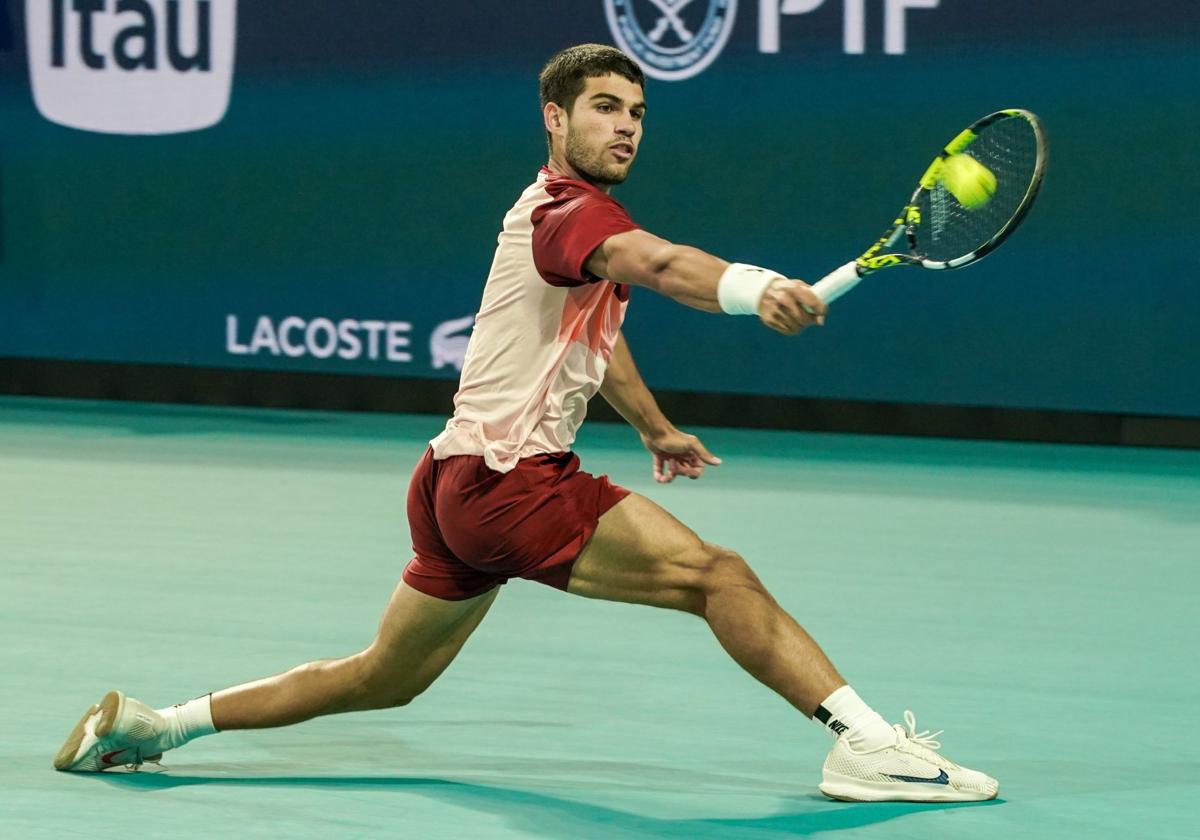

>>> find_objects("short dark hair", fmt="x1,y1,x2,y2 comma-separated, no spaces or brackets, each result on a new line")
539,44,645,115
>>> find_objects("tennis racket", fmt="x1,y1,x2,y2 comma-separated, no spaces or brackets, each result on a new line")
810,108,1048,305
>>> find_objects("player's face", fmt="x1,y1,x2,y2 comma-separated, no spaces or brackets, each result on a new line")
564,75,645,186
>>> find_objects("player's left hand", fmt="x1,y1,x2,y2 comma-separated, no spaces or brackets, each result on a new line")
640,427,722,483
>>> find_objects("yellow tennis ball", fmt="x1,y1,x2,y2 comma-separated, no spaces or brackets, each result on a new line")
939,153,997,210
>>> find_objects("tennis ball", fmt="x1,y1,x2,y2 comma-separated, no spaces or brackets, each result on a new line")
939,153,997,210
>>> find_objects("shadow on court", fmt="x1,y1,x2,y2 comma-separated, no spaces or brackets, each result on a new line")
96,772,1002,838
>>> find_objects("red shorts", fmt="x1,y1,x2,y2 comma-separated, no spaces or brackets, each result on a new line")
402,448,631,600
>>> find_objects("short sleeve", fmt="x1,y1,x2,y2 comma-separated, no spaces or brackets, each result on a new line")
531,187,639,287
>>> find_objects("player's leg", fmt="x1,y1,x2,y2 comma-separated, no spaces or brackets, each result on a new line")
211,581,498,729
567,492,998,802
53,581,497,771
567,492,844,716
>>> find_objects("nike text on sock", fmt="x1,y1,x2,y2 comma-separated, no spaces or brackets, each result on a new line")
813,685,897,752
814,703,850,735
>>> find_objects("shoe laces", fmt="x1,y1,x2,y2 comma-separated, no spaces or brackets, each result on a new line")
897,710,943,750
893,710,962,769
123,751,164,772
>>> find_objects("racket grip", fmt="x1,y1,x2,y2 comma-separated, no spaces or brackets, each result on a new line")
810,261,862,305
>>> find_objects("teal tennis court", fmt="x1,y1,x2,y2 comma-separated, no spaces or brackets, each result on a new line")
3,397,1197,838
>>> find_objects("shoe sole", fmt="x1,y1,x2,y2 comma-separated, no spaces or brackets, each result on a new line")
820,772,997,803
52,691,123,771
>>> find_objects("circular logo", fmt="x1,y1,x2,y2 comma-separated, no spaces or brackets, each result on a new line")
605,0,737,81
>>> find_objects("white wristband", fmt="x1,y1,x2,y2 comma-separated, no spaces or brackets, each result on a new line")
717,263,785,316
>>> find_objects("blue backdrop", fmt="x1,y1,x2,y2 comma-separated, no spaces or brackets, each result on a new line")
1,1,1197,416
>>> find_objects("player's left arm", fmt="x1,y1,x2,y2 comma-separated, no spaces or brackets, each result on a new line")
601,330,721,484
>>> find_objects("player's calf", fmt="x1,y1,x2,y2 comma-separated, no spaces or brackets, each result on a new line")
244,651,425,721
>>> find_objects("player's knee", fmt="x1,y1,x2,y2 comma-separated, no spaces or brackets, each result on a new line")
354,654,426,710
363,676,422,710
679,543,763,614
708,545,762,590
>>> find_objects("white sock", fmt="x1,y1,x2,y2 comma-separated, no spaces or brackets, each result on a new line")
813,685,896,751
153,694,218,753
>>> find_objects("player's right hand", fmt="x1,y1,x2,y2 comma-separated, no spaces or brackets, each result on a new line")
758,279,827,335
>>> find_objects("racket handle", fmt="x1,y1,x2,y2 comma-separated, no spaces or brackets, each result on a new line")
810,261,862,305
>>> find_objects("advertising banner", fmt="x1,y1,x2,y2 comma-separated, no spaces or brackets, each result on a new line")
1,1,1196,416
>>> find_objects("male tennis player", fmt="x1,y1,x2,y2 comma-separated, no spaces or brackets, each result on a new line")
55,44,997,803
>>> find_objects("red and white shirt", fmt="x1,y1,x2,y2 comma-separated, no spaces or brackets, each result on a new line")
430,168,638,472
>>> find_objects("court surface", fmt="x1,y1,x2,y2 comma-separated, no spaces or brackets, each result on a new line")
2,396,1197,839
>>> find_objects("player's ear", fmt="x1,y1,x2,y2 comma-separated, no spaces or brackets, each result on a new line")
544,101,566,136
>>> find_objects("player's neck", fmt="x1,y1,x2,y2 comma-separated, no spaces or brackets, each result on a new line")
545,156,613,194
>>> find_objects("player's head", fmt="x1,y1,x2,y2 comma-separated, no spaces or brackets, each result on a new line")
539,44,646,187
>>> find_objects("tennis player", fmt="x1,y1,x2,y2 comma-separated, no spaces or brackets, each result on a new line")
55,44,997,803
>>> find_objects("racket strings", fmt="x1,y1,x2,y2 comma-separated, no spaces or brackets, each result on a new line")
915,116,1040,262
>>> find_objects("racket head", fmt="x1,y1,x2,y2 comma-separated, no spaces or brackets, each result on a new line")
905,109,1048,269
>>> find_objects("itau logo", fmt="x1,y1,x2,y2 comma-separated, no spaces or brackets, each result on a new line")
605,0,737,81
26,0,237,134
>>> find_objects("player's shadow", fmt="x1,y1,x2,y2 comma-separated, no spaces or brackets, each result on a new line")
97,773,1001,838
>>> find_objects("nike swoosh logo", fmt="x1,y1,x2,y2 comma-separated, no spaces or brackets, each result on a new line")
100,749,127,765
885,769,950,785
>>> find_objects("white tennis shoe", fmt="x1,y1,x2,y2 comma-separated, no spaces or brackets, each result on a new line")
53,690,166,772
819,710,999,802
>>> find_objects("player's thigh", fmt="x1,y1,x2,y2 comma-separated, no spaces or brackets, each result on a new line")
362,581,498,693
567,492,733,614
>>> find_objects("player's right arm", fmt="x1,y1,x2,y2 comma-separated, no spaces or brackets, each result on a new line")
585,229,827,336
